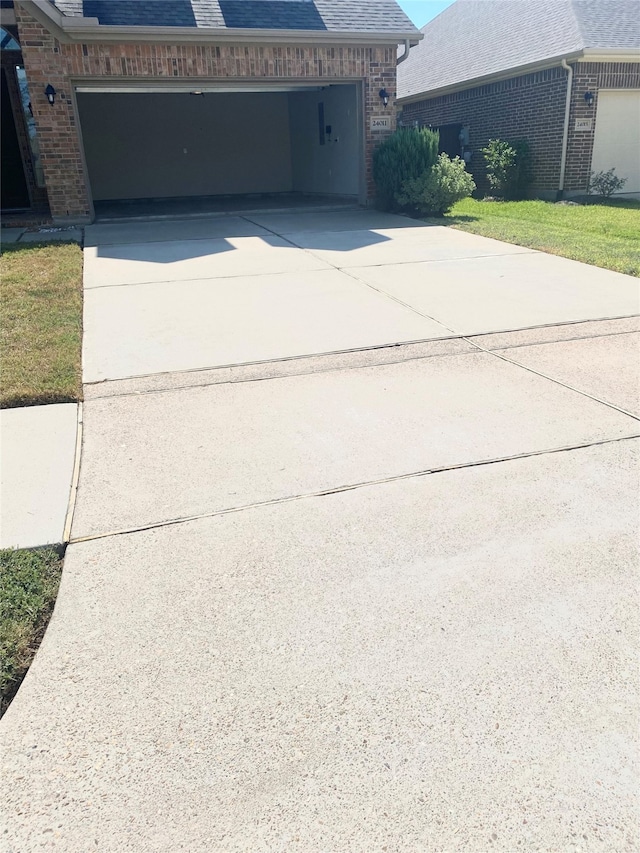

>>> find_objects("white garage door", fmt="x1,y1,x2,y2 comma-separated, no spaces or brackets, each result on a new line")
591,90,640,194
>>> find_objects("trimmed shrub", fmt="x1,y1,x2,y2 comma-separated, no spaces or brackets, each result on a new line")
588,168,627,198
396,154,476,216
373,128,439,211
482,138,532,199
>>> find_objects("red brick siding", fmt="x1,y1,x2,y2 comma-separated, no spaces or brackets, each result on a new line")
14,2,397,221
400,67,568,196
401,61,640,197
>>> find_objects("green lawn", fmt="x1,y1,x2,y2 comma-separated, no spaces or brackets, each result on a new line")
438,198,640,276
1,548,62,716
0,242,83,408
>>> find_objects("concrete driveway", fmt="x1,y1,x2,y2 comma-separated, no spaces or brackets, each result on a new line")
2,210,639,852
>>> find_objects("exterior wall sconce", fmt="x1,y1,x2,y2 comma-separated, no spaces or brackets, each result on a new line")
584,90,594,106
45,83,56,105
379,88,389,108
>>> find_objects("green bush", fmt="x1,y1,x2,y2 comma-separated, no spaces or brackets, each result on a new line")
588,168,627,198
482,138,532,199
396,153,476,216
373,128,439,211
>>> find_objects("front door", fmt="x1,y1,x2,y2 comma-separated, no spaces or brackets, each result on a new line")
1,68,29,210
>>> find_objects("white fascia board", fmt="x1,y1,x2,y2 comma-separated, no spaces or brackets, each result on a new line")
580,48,640,62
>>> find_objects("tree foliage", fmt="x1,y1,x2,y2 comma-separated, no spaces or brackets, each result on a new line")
373,128,439,211
482,138,532,199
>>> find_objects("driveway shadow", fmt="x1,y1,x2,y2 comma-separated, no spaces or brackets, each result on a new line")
93,231,394,262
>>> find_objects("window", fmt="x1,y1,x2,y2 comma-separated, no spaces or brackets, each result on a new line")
15,65,45,187
0,26,20,51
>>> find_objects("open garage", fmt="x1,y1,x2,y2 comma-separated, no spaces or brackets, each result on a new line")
76,82,365,217
14,0,419,223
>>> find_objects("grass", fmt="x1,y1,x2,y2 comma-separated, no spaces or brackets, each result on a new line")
0,242,83,408
436,198,640,276
0,548,62,716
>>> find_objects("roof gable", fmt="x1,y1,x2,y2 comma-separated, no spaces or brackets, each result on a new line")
574,0,640,49
398,0,640,101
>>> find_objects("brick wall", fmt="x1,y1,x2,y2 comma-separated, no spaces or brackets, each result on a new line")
564,61,640,193
400,67,568,196
400,61,640,198
14,2,397,222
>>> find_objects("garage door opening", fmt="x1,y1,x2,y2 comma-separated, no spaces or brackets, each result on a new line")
75,83,364,219
590,89,640,198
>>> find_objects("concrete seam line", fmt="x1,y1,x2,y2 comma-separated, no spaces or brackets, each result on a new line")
62,402,84,544
489,328,640,352
465,337,640,423
82,249,540,292
465,314,640,337
82,348,481,401
341,266,458,332
82,265,332,291
68,433,640,546
240,216,640,341
334,250,540,269
81,313,640,392
83,334,465,386
240,213,462,332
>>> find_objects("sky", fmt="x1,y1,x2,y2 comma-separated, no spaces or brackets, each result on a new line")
396,0,456,28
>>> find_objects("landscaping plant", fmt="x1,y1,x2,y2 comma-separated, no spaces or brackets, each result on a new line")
373,127,439,211
588,167,627,198
396,153,476,216
482,138,532,200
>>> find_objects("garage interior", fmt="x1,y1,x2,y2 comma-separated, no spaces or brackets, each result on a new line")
76,82,364,219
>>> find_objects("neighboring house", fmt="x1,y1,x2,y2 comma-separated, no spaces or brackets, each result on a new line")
0,0,419,223
397,0,640,199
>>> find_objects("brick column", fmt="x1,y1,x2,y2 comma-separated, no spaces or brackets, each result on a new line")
364,47,397,202
15,2,91,222
563,63,599,194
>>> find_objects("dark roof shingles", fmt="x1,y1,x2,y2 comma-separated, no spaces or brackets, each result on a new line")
51,0,418,33
398,0,640,100
218,1,326,30
82,0,197,27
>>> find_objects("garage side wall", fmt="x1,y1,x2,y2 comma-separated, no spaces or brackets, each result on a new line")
14,2,397,222
289,85,360,197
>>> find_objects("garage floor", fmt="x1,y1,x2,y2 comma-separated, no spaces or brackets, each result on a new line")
3,210,640,853
93,192,359,221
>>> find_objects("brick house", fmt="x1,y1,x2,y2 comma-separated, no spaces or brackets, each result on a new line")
0,0,420,223
397,0,640,199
